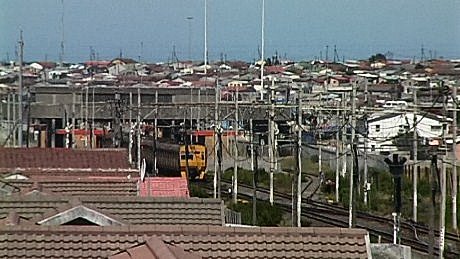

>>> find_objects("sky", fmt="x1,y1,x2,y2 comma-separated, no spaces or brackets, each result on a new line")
1,0,459,63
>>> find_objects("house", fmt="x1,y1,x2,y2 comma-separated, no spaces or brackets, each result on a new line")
0,148,132,173
29,61,56,74
108,58,137,76
227,80,249,89
325,75,350,88
364,112,448,153
0,223,372,258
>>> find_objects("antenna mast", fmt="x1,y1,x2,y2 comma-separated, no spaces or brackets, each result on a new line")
60,0,65,66
204,0,208,74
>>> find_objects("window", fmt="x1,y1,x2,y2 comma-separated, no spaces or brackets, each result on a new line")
180,154,194,160
371,145,375,152
431,125,442,132
375,125,380,132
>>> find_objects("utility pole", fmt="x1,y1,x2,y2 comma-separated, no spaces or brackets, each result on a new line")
249,125,259,226
439,92,448,258
349,82,356,228
318,93,322,175
428,154,438,257
71,92,76,148
269,80,275,205
214,83,219,198
85,86,89,148
190,88,193,143
217,128,223,199
91,87,95,148
128,92,133,164
335,99,340,202
25,91,31,147
260,0,265,100
363,79,369,206
12,93,16,147
233,89,239,203
413,86,418,222
137,88,141,170
341,93,347,178
296,89,303,227
197,89,201,142
6,92,10,147
452,84,457,230
18,30,24,147
250,118,255,172
154,91,158,175
250,118,257,226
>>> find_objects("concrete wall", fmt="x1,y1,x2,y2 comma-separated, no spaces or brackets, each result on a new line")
371,244,412,259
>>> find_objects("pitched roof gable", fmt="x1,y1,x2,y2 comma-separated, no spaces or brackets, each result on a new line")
37,204,126,226
0,195,224,226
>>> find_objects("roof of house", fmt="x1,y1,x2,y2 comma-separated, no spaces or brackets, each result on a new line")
3,176,139,197
110,236,202,259
0,148,131,172
0,195,224,226
138,177,189,198
0,224,371,259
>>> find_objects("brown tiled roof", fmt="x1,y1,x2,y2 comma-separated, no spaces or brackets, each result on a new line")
2,168,138,178
5,177,139,196
0,225,370,259
0,195,224,226
110,236,202,259
0,148,131,171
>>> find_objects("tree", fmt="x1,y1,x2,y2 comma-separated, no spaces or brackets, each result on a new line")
369,53,387,63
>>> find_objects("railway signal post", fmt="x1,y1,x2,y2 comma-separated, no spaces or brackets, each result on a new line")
384,153,407,244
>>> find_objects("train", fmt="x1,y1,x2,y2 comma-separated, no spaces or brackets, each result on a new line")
140,140,207,180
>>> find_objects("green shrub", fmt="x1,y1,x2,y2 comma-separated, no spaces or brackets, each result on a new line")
189,184,211,198
228,200,283,226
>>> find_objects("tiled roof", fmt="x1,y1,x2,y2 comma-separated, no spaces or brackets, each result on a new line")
0,148,131,171
4,177,139,196
139,177,189,198
0,225,371,259
2,168,138,178
110,236,202,259
0,195,224,226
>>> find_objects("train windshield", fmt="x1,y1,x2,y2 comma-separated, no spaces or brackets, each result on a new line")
180,154,194,160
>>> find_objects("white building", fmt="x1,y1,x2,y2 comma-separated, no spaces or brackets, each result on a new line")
364,112,448,153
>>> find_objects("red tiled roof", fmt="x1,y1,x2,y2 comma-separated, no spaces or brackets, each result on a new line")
265,65,286,74
0,225,370,259
84,60,111,67
138,177,189,198
0,148,131,171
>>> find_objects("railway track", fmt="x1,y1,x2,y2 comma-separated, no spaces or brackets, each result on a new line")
192,177,460,257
